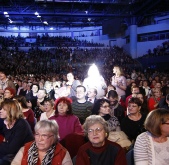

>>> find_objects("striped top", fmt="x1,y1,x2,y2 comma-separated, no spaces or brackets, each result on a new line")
72,100,93,124
134,131,169,165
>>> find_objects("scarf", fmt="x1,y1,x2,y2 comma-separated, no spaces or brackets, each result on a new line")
28,141,56,165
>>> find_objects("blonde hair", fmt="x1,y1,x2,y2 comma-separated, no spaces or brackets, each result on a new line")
1,99,23,125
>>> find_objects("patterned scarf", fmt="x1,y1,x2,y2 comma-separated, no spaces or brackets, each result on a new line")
28,142,56,165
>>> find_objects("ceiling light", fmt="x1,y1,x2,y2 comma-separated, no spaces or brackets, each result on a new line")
43,21,48,25
88,18,91,21
4,12,8,15
50,27,53,30
37,15,41,18
85,11,88,14
34,12,39,15
5,15,9,17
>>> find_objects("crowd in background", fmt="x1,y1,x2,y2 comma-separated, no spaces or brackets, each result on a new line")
0,36,169,164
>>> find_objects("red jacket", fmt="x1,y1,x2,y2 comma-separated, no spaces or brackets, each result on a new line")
21,141,67,165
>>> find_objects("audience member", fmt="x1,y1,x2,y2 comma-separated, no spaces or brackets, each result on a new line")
92,98,121,131
107,90,125,124
134,109,169,165
40,98,55,120
72,85,93,124
148,88,163,111
76,115,127,165
0,99,34,165
111,65,127,102
34,89,46,120
136,93,149,116
66,72,81,98
3,87,16,100
86,87,97,103
50,97,83,140
14,95,35,132
121,97,146,142
0,69,16,98
11,120,73,165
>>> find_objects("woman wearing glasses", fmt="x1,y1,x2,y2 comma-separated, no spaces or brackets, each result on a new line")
76,115,127,165
134,109,169,165
11,120,73,165
92,98,121,131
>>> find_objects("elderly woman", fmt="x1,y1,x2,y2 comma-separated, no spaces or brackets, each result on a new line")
92,98,121,131
49,97,83,140
11,120,73,165
121,97,146,142
76,115,127,165
134,109,169,165
0,99,34,165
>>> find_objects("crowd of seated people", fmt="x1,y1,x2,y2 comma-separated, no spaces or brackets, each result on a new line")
0,35,104,48
0,38,169,164
138,40,169,58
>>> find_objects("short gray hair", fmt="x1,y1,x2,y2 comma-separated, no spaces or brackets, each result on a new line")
35,120,60,143
83,115,109,136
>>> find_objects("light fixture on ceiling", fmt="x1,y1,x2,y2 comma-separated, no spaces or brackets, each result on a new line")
34,12,39,15
50,27,53,30
37,15,41,18
88,18,91,21
4,12,8,15
8,18,13,23
85,11,88,14
43,21,48,25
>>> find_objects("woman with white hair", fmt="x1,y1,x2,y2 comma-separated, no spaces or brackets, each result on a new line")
11,120,73,165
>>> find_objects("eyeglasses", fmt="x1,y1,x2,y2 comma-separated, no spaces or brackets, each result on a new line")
101,105,110,108
87,127,103,134
34,133,54,140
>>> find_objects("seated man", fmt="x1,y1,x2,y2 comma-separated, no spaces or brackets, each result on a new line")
72,85,93,124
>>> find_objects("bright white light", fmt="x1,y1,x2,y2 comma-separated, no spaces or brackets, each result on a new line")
50,27,53,30
88,63,100,77
85,11,88,14
9,20,13,23
5,15,9,17
37,15,41,18
4,12,8,15
34,12,39,15
43,21,48,25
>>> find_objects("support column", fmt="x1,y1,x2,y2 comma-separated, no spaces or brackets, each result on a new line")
71,31,74,39
130,24,137,58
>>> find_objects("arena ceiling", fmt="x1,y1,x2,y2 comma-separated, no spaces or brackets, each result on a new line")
0,0,169,29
